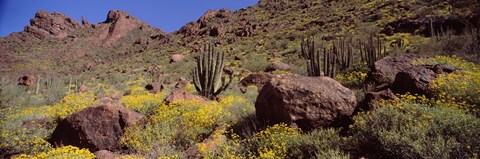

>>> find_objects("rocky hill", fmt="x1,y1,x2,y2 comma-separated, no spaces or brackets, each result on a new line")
1,0,478,80
1,0,480,158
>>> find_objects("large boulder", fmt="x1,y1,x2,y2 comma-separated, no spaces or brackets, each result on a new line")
368,54,428,84
391,64,459,97
391,66,437,96
48,104,144,152
255,74,357,130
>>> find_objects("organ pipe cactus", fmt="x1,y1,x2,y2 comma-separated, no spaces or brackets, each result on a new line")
192,43,233,99
301,36,342,78
301,36,323,76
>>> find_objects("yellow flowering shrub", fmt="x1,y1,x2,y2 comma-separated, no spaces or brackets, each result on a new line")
120,85,168,116
245,123,301,159
335,71,367,88
13,145,95,159
51,92,96,119
122,95,254,157
0,92,95,155
412,55,480,113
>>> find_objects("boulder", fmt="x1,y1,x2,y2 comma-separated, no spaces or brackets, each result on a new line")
391,66,438,96
363,88,397,110
79,85,91,92
234,55,244,60
164,90,206,104
48,104,144,152
94,150,120,159
145,82,163,94
135,37,148,45
255,74,357,130
170,54,185,63
265,61,291,72
239,73,277,92
18,75,35,87
368,54,428,84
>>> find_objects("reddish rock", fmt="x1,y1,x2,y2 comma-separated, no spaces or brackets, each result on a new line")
48,104,144,152
255,74,357,130
144,82,163,94
94,150,120,159
81,16,91,26
368,54,428,84
364,88,397,109
18,75,35,87
170,54,185,63
391,66,438,96
135,37,148,45
234,55,244,60
79,85,91,92
265,61,291,72
239,73,277,92
164,90,206,104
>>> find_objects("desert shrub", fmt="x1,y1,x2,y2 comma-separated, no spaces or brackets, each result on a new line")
122,95,254,158
413,56,480,112
12,145,95,159
0,77,68,109
120,84,168,116
243,53,270,72
0,92,95,155
214,124,349,159
350,94,480,159
243,123,301,158
335,71,367,88
287,128,349,159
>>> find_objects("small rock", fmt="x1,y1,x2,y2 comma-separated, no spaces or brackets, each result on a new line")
234,55,244,60
79,85,91,92
170,54,185,63
94,150,120,159
164,90,206,104
18,75,36,87
265,61,291,72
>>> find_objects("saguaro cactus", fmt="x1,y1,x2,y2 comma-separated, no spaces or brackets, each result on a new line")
192,44,233,99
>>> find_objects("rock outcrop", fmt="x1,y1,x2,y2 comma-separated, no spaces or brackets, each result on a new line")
24,10,82,39
255,74,357,130
48,104,144,152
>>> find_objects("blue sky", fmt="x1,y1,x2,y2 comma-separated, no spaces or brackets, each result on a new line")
0,0,259,37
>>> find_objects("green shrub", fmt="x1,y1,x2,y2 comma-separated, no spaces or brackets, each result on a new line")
350,94,480,159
